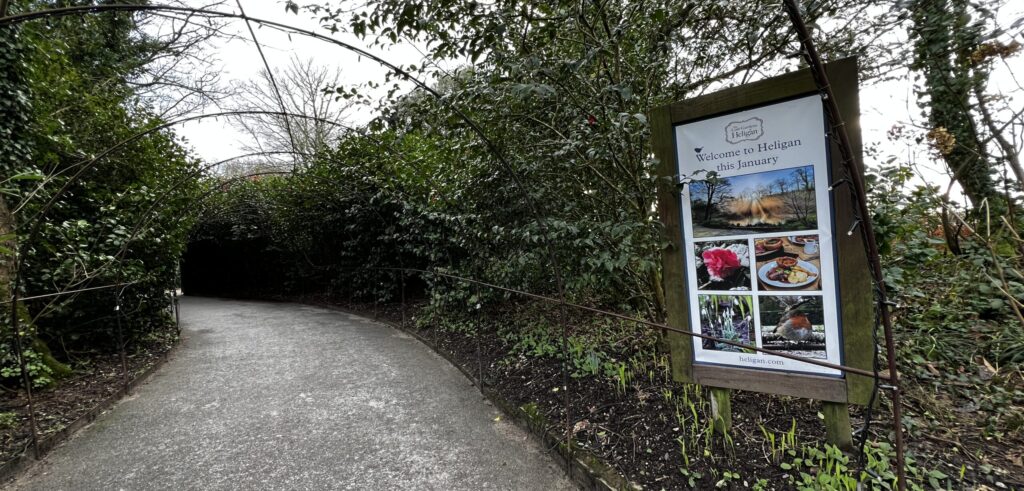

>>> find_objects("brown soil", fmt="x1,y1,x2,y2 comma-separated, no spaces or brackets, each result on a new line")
9,294,1017,489
0,328,177,467
308,295,1024,490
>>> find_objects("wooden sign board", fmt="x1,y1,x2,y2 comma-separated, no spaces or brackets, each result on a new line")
652,57,873,405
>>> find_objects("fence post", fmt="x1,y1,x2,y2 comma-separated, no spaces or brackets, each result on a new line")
558,301,571,451
373,279,380,319
8,307,40,459
173,291,180,334
823,401,853,450
710,387,732,435
472,282,482,387
114,289,128,394
399,269,406,329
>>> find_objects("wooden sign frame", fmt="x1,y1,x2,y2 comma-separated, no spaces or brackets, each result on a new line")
652,57,873,405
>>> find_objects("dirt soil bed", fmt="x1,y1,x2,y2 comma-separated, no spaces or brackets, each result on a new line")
308,295,1023,489
0,329,177,468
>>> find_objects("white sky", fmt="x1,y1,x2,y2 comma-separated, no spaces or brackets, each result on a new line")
174,1,427,163
172,0,1023,195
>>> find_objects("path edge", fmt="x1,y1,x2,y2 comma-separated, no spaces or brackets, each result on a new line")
0,337,181,485
313,302,637,491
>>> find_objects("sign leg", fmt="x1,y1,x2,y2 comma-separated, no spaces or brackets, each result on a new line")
709,387,732,435
822,401,853,450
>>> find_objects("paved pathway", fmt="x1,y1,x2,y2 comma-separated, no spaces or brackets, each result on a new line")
15,297,574,490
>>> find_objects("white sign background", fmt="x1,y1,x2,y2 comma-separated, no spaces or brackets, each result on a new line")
674,95,842,376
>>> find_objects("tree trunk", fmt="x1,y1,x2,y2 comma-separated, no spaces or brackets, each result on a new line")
910,0,999,209
1,197,13,304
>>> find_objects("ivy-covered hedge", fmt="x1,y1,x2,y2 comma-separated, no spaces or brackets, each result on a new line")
1,4,200,388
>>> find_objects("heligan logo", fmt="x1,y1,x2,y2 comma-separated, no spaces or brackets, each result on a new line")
725,117,764,144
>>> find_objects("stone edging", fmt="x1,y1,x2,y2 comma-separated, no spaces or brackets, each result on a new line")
0,339,181,485
314,303,637,491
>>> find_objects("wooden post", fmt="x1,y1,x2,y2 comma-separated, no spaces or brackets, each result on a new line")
650,105,695,384
473,282,482,387
709,387,732,435
822,401,853,450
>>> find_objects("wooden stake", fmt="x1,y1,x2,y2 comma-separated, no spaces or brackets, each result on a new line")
710,387,732,435
822,401,853,450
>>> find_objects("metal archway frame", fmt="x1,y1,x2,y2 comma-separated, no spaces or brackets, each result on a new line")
0,4,907,487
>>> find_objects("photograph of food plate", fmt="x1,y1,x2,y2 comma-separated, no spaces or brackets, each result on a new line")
754,234,821,291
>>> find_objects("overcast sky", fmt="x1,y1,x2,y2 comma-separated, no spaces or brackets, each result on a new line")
173,1,428,163
172,0,1023,198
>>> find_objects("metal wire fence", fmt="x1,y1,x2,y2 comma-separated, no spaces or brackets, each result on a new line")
0,3,907,488
1,281,180,468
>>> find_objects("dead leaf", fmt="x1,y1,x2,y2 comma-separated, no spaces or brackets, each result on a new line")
573,419,590,435
976,356,997,381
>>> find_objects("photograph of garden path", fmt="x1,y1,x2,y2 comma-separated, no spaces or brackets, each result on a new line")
690,165,818,237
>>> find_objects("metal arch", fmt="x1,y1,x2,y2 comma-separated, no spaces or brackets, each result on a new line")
47,119,442,308
232,0,300,159
0,5,539,212
19,79,470,315
18,110,341,226
11,110,340,304
2,2,587,449
1,5,569,308
1,3,572,309
781,1,906,487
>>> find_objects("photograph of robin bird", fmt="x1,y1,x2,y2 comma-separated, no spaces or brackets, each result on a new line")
759,296,826,359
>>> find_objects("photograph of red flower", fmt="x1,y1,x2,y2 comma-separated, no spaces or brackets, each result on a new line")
694,240,751,291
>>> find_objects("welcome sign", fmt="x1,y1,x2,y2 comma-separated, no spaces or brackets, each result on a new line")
651,58,873,404
675,95,841,376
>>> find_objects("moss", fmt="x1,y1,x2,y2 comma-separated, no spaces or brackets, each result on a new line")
32,337,72,379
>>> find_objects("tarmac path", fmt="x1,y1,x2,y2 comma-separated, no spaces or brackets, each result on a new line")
14,297,574,490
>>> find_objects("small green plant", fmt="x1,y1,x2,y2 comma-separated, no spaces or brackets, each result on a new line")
0,412,18,430
780,444,858,490
565,336,603,377
677,436,691,469
612,362,630,394
509,324,559,358
759,424,779,463
520,402,544,427
773,440,953,491
760,418,799,464
715,470,740,488
0,346,56,388
679,468,703,487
